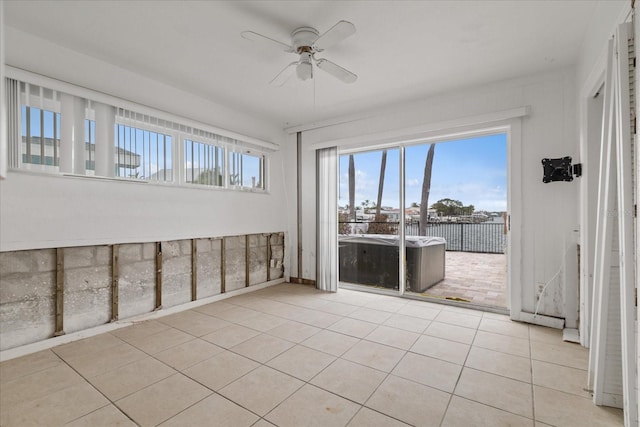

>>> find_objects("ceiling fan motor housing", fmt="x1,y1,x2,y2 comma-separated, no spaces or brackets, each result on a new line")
291,27,320,53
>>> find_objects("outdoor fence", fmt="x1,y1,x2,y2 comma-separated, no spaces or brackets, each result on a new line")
339,221,506,254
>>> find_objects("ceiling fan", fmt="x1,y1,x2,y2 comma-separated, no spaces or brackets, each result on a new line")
241,20,357,86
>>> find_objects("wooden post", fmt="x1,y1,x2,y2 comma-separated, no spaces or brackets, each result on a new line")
191,239,197,301
111,244,119,322
220,238,226,293
54,248,65,336
266,233,272,282
245,235,250,287
155,242,162,310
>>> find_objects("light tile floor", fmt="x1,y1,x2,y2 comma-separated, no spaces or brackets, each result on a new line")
0,283,623,427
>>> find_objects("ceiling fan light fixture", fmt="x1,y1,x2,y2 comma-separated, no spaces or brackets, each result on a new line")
296,53,313,80
242,20,356,85
296,61,312,80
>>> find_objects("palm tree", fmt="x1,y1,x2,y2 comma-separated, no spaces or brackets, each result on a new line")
348,154,355,221
419,144,435,236
375,150,387,217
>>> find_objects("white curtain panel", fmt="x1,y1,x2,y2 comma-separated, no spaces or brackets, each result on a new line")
316,146,338,292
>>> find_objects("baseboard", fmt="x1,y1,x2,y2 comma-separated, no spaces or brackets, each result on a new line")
515,311,565,329
289,277,316,286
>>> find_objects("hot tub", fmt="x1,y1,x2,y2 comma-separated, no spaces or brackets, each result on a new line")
338,234,446,292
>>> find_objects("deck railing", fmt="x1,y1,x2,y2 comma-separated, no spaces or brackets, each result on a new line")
339,221,506,254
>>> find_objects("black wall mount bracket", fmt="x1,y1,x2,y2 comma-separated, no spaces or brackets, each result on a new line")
542,156,582,183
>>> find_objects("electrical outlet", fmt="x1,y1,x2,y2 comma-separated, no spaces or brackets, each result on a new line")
537,283,545,298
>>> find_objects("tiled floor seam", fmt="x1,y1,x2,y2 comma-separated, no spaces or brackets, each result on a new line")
440,322,478,425
461,365,533,388
52,354,140,426
449,395,536,422
438,321,479,427
162,390,256,426
62,402,120,426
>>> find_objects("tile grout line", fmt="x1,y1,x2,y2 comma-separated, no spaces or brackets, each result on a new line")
438,318,482,426
48,350,141,426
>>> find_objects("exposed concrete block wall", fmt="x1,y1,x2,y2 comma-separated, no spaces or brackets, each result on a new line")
224,235,246,292
0,249,56,349
249,234,268,286
162,240,192,308
0,232,285,351
63,246,111,334
118,242,156,320
196,238,222,298
270,233,285,280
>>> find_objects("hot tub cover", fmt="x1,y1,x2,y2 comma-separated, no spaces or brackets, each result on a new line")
338,234,446,248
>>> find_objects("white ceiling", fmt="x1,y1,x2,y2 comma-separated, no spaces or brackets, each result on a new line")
5,1,605,130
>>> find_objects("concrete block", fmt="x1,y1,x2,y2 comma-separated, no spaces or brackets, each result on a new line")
118,260,156,319
179,239,192,255
163,275,191,308
270,266,284,280
0,272,56,303
224,235,245,251
119,244,142,262
0,250,56,350
0,251,32,274
225,277,245,292
63,247,95,269
196,238,213,253
197,249,221,298
162,240,181,257
64,266,111,291
95,246,111,265
142,242,156,260
64,287,111,334
249,234,262,247
163,255,191,275
0,298,56,350
249,247,268,286
34,249,58,272
162,247,192,308
63,252,111,334
271,246,284,261
270,233,284,246
0,250,51,274
224,239,246,292
250,247,267,263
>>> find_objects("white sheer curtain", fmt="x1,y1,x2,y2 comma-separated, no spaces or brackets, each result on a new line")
316,147,338,292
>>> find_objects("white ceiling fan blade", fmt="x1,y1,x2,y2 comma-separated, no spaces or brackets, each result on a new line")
241,31,294,53
313,20,356,51
316,58,357,83
270,62,297,86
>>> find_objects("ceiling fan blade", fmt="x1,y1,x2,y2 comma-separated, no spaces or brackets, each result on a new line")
313,20,356,51
270,62,297,86
241,31,293,53
316,58,357,83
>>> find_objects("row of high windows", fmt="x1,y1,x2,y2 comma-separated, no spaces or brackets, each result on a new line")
14,81,267,191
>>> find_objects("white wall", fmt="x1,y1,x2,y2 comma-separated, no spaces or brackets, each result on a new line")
575,0,629,346
0,0,6,179
1,27,290,252
294,67,579,319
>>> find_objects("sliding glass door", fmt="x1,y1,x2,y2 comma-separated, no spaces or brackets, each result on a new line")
338,148,401,293
336,133,508,310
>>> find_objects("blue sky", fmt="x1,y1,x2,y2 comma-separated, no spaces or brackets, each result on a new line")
338,133,507,212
